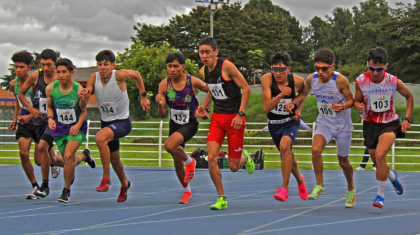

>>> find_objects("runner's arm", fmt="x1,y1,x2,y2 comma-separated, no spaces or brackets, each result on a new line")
261,73,280,113
8,80,19,130
286,75,312,113
354,82,364,113
81,73,96,102
224,61,250,113
17,72,41,117
45,84,56,130
78,85,87,109
191,76,209,93
123,69,150,112
397,79,414,119
293,75,306,119
300,120,312,130
336,75,354,110
156,80,167,119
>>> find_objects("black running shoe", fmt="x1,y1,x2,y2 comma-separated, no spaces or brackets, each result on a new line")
83,148,96,168
34,186,49,198
58,190,70,203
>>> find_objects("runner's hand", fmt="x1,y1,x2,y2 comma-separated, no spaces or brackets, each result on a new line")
331,103,345,113
80,89,91,102
140,96,151,113
8,119,17,130
293,110,302,121
69,124,81,136
48,118,56,130
155,91,164,105
279,87,292,98
196,106,206,119
401,120,411,133
30,107,43,119
17,115,32,125
285,102,294,114
355,103,364,114
231,114,244,130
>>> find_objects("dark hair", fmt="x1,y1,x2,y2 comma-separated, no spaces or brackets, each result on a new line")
367,47,387,64
11,50,34,66
270,51,291,66
40,49,57,62
166,51,186,65
56,58,74,72
96,50,115,63
314,49,335,65
199,37,218,51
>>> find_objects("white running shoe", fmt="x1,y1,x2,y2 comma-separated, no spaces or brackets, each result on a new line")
26,186,40,199
372,167,377,171
355,166,365,171
51,165,60,178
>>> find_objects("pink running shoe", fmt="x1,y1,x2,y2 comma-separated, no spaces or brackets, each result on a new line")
298,174,308,200
274,187,288,201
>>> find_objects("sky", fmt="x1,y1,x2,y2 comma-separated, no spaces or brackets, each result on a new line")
0,0,414,78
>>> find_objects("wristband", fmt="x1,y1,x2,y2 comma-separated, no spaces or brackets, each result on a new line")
48,116,53,120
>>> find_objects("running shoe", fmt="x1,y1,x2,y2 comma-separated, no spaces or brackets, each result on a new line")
308,185,325,200
273,187,288,201
243,150,255,174
96,178,111,192
298,175,308,200
210,197,228,210
51,165,60,178
117,181,132,202
355,166,365,171
58,190,70,203
372,195,384,209
345,188,356,208
184,158,196,183
390,169,403,195
34,186,49,198
83,148,96,168
26,186,40,200
179,192,192,204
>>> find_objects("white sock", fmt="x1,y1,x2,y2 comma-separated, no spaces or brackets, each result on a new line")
184,156,193,165
184,184,191,192
387,170,396,182
377,180,386,198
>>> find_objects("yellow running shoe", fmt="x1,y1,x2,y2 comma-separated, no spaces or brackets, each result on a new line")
308,185,325,200
345,188,356,208
210,197,228,210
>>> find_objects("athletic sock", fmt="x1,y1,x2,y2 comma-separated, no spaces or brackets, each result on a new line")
41,180,49,189
219,195,226,201
184,185,191,192
63,188,70,193
32,182,39,188
377,180,386,198
387,170,396,182
184,156,193,165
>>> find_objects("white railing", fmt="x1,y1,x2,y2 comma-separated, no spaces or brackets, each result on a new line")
0,120,419,169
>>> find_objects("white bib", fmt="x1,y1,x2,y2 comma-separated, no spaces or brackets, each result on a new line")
56,108,76,124
39,98,47,114
99,102,117,116
370,95,391,112
208,84,228,100
271,99,292,115
170,109,189,125
18,96,33,111
317,102,337,118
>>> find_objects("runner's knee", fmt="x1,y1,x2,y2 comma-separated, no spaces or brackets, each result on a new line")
63,152,74,162
19,149,30,160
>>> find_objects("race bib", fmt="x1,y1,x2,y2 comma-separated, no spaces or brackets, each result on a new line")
317,102,337,118
18,96,33,111
99,102,117,116
56,108,76,124
370,95,391,112
171,109,189,125
207,84,228,100
271,99,292,115
39,98,47,114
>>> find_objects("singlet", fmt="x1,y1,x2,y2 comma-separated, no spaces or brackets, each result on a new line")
14,77,34,125
204,58,241,114
312,72,353,131
32,69,49,125
356,71,399,124
94,70,130,122
51,80,87,137
267,73,297,121
165,74,198,125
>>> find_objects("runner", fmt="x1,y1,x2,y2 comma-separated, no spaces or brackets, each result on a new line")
354,47,413,209
285,48,356,208
261,51,308,202
8,50,41,199
81,50,151,202
46,58,94,202
196,37,255,210
155,51,209,204
17,49,94,198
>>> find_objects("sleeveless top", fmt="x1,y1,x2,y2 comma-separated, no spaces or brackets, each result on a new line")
94,70,130,122
14,77,34,125
165,74,198,125
356,71,398,124
32,69,49,125
267,73,297,122
51,80,87,137
312,72,353,131
204,58,241,114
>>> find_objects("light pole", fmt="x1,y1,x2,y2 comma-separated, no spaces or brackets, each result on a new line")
195,0,230,38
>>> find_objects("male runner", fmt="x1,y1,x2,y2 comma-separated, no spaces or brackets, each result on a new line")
354,47,413,208
285,49,356,208
196,37,254,210
18,49,94,198
155,51,209,204
8,50,41,199
46,58,91,203
81,50,150,202
261,51,308,202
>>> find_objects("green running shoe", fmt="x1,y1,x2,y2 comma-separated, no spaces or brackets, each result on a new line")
243,150,255,174
210,197,228,210
345,188,356,208
308,185,325,200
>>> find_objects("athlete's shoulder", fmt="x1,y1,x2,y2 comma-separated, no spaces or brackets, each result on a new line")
9,79,15,89
293,74,305,83
306,73,315,83
45,82,54,95
336,73,349,83
261,73,272,84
